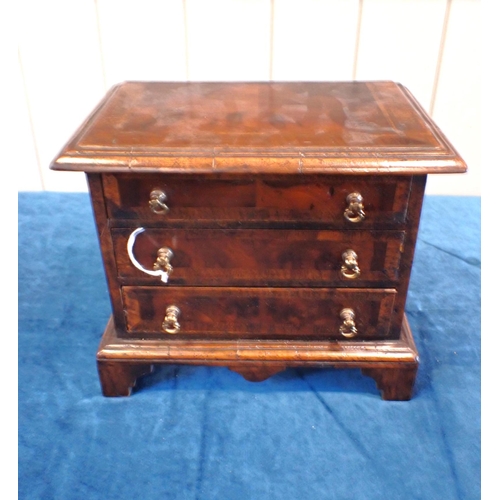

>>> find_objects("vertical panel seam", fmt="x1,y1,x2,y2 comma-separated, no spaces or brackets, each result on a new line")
352,0,364,80
183,0,190,80
18,48,45,191
269,0,275,80
430,0,452,116
94,0,108,89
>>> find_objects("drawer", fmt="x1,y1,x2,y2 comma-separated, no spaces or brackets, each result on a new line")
114,228,405,286
103,174,412,227
122,286,397,340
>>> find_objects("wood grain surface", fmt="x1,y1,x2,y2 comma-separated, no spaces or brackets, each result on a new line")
103,173,412,226
113,227,404,286
50,81,467,174
122,286,397,340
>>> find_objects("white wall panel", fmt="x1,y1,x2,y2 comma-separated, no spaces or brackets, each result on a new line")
426,0,481,196
16,55,42,191
272,0,358,81
356,0,448,112
185,0,271,81
18,0,105,191
16,0,481,195
97,0,187,87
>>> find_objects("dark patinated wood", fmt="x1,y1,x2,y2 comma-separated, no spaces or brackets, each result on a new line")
97,314,419,399
361,366,418,401
86,174,126,331
102,173,412,227
122,286,397,339
51,81,467,399
97,313,419,364
113,227,405,286
97,360,153,397
387,175,427,338
51,81,466,175
228,363,287,382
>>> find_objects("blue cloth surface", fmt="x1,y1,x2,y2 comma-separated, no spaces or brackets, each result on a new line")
18,193,480,500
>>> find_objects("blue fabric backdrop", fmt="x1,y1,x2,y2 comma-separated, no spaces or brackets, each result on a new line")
18,192,480,500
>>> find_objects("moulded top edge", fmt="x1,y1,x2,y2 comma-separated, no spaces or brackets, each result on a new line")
49,81,468,175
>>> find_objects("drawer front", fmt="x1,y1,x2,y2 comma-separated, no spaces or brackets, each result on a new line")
114,228,405,286
103,174,411,226
122,286,397,340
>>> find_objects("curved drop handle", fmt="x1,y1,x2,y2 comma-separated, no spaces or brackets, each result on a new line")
344,192,366,223
162,305,181,334
149,189,169,214
127,227,172,283
340,249,361,279
339,308,358,338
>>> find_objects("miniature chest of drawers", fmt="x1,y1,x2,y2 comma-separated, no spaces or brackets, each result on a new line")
51,81,466,399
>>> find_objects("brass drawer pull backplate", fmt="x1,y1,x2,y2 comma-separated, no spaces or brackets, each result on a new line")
162,305,181,334
340,249,361,279
344,192,365,223
339,308,358,338
149,189,169,214
127,227,173,283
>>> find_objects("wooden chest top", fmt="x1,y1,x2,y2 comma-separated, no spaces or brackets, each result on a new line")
51,81,466,175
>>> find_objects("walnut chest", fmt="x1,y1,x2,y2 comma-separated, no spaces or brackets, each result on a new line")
51,81,466,399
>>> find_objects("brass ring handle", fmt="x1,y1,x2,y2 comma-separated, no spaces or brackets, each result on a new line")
127,228,173,283
340,249,361,279
344,192,365,223
153,247,174,278
149,189,169,214
339,308,358,338
162,305,181,334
